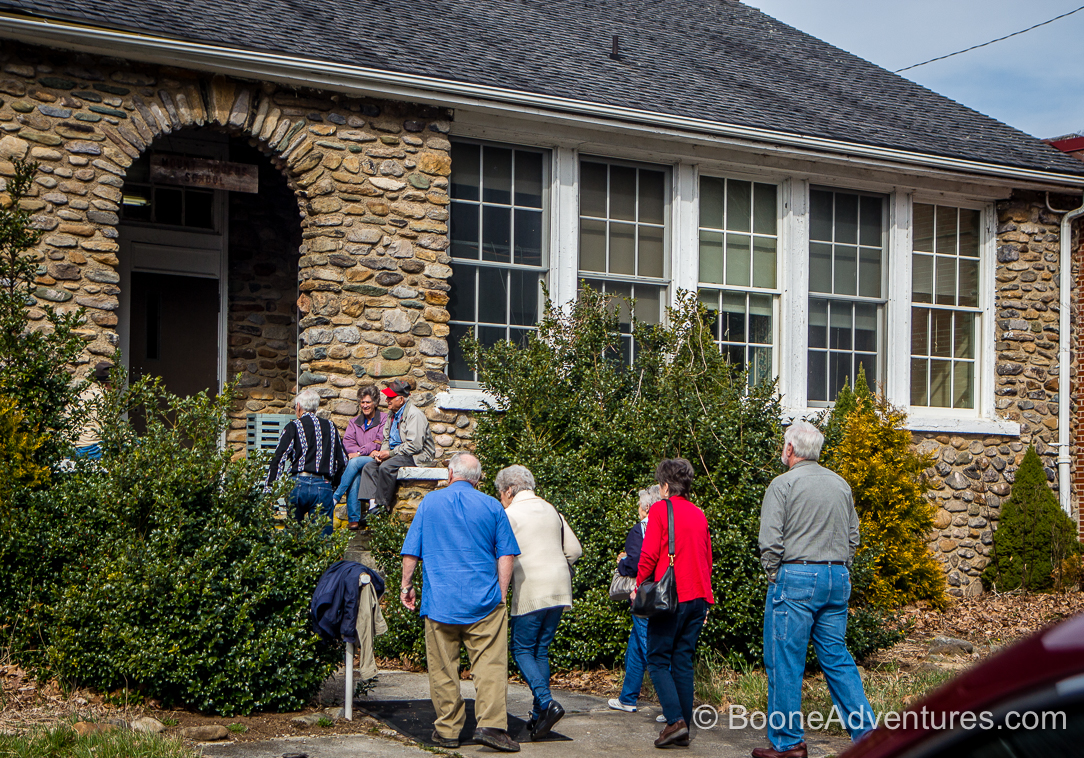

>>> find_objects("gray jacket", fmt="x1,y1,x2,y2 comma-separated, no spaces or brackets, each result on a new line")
757,459,860,580
381,399,436,465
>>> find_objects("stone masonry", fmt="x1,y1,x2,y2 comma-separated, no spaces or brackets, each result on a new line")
914,190,1070,597
0,43,475,484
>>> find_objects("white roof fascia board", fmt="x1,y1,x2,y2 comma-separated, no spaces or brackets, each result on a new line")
4,12,1084,191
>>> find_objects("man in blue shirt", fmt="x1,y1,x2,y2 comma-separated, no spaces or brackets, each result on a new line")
401,452,521,752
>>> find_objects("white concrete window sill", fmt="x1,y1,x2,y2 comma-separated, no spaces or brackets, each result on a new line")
783,409,1021,437
436,389,501,412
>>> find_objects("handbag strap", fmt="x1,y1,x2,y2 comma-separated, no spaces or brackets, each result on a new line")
666,498,675,565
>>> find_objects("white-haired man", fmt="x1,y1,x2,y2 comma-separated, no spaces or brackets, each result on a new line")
400,453,521,752
753,420,875,758
266,389,346,536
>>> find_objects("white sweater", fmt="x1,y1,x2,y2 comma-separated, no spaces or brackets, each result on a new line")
504,491,583,617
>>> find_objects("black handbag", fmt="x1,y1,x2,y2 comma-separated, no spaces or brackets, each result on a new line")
631,499,678,617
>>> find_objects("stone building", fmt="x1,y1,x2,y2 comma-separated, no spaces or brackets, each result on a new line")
3,0,1084,594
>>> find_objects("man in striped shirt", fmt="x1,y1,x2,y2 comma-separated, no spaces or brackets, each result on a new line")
267,389,347,536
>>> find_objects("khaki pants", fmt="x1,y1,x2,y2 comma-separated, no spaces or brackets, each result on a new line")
424,603,509,738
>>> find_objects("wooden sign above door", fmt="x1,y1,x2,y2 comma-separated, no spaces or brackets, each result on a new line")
150,155,259,194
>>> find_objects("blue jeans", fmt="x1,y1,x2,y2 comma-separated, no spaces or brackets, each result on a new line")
618,613,649,706
74,443,102,460
289,477,335,537
510,606,564,718
647,597,708,727
764,564,875,750
332,455,373,522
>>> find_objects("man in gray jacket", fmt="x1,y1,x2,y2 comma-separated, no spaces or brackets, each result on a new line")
752,420,875,758
357,379,436,516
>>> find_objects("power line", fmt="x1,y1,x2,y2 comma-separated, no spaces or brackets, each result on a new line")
895,4,1084,73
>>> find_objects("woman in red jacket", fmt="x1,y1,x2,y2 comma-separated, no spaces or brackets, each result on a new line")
636,458,714,748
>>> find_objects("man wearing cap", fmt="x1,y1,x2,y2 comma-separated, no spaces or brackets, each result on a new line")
356,379,436,515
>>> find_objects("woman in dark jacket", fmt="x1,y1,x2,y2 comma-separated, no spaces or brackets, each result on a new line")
607,485,659,713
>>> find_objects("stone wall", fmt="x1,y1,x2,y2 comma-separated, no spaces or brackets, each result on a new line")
0,42,467,464
916,190,1068,596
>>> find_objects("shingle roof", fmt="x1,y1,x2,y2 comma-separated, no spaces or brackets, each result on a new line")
6,0,1084,177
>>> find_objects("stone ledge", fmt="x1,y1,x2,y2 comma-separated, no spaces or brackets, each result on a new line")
436,389,500,412
397,466,448,481
905,415,1021,436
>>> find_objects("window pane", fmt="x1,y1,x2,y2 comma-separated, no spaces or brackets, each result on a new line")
638,225,665,278
726,180,751,233
482,205,511,263
514,152,543,208
699,289,721,339
830,305,851,350
722,291,745,342
477,267,506,324
809,242,832,294
609,282,633,326
959,208,981,257
448,323,473,380
858,246,881,298
482,146,512,205
450,201,479,259
749,293,772,344
635,286,662,325
859,195,882,247
835,193,858,244
931,309,952,357
155,187,183,225
753,236,777,289
478,324,506,348
610,165,637,221
725,343,745,368
912,253,933,303
808,298,828,348
810,190,833,242
639,170,666,225
450,142,480,201
958,258,979,307
911,357,928,406
509,327,533,347
581,162,608,218
509,269,540,326
834,245,857,296
580,218,606,272
911,307,929,356
935,205,957,255
808,349,827,401
913,203,934,252
954,361,974,409
855,353,876,391
954,311,975,359
699,231,724,284
726,233,751,287
610,222,636,275
701,176,725,230
829,351,851,398
753,183,777,235
854,303,877,352
186,189,214,229
929,359,951,407
448,263,476,322
935,256,956,305
514,208,543,266
749,345,773,386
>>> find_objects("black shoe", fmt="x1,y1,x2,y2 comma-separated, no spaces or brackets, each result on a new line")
525,713,539,740
473,727,520,752
530,701,565,740
429,729,459,748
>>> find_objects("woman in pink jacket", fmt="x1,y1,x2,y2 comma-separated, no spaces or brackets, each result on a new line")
334,385,389,529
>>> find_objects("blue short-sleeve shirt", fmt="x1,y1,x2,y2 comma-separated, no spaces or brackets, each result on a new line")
400,479,520,624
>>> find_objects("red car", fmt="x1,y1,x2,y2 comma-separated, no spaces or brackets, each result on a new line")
841,611,1084,758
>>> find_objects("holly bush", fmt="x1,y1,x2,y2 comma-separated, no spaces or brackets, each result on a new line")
0,375,346,715
981,446,1080,592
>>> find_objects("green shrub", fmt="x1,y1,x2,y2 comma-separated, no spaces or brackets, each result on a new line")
981,446,1081,592
0,375,345,715
817,369,947,608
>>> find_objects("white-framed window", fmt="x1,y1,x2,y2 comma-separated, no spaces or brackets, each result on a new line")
578,158,669,360
447,140,550,384
696,176,778,386
806,187,886,404
909,203,982,409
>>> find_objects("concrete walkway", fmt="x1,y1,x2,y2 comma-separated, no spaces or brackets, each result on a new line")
203,668,852,758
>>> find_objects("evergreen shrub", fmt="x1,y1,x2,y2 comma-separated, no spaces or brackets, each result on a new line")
0,376,345,715
981,446,1081,592
370,289,904,667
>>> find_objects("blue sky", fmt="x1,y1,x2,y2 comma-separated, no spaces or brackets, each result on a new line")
748,0,1084,140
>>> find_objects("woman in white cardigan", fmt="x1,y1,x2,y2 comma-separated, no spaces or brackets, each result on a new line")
495,465,582,742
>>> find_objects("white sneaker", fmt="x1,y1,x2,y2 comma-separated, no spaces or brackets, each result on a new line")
656,714,667,722
607,698,636,712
